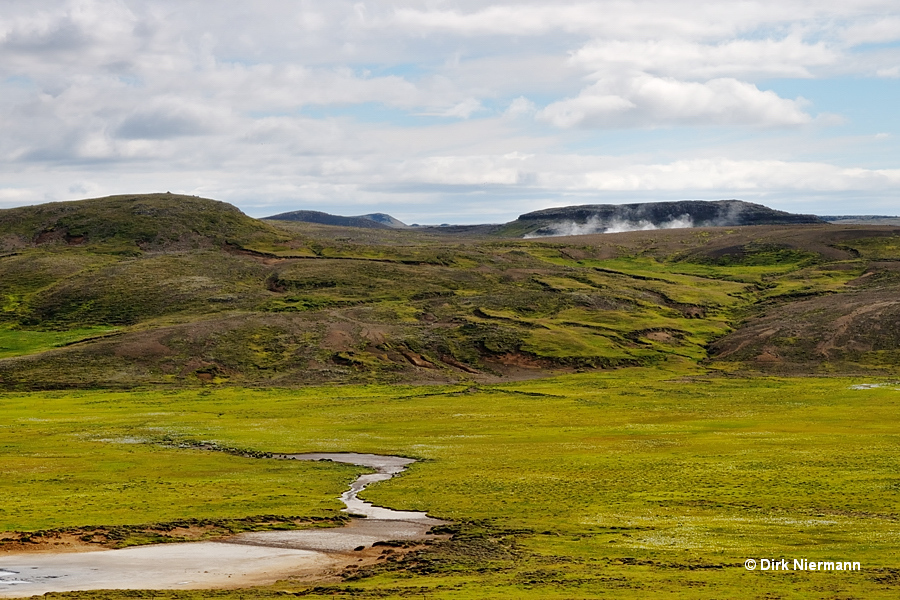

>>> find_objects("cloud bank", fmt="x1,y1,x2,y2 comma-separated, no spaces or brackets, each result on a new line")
1,1,899,220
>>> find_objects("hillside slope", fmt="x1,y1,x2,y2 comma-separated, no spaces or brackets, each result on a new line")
708,232,900,373
1,196,898,388
0,193,285,252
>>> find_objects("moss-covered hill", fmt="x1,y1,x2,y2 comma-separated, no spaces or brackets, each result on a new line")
0,193,286,253
1,195,898,388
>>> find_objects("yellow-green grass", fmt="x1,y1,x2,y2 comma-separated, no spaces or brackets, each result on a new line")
528,252,862,294
552,306,730,338
2,368,899,597
520,325,637,361
0,326,119,359
472,304,730,362
533,269,747,308
0,401,357,530
635,259,804,282
756,264,869,300
836,235,900,260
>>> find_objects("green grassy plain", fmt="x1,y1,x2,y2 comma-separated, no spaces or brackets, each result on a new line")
3,365,899,598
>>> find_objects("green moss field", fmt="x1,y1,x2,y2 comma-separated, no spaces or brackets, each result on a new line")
3,365,899,598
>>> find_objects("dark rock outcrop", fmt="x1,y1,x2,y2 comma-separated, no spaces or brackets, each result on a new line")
505,200,824,237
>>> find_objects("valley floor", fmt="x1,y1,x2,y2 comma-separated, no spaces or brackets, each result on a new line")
2,365,899,598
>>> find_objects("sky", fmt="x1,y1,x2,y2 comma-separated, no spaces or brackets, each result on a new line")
1,1,899,223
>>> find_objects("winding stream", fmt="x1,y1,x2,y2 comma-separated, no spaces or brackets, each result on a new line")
276,453,431,520
0,453,445,596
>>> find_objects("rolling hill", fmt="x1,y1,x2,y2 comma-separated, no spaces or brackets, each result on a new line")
0,193,286,253
0,194,898,389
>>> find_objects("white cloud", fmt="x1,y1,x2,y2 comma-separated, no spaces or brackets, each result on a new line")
388,2,799,40
840,16,900,45
0,186,37,206
396,155,522,185
0,0,141,74
115,99,231,140
504,97,537,119
417,98,485,118
391,4,608,36
571,37,837,80
567,158,900,191
538,93,635,128
1,1,900,219
538,75,812,128
387,1,900,43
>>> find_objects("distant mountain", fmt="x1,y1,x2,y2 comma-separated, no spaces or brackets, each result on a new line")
357,213,409,228
263,210,408,229
497,200,824,238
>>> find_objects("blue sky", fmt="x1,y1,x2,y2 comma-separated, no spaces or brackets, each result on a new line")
1,0,899,223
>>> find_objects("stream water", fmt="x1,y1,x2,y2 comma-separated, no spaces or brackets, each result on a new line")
0,453,444,596
276,453,432,520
